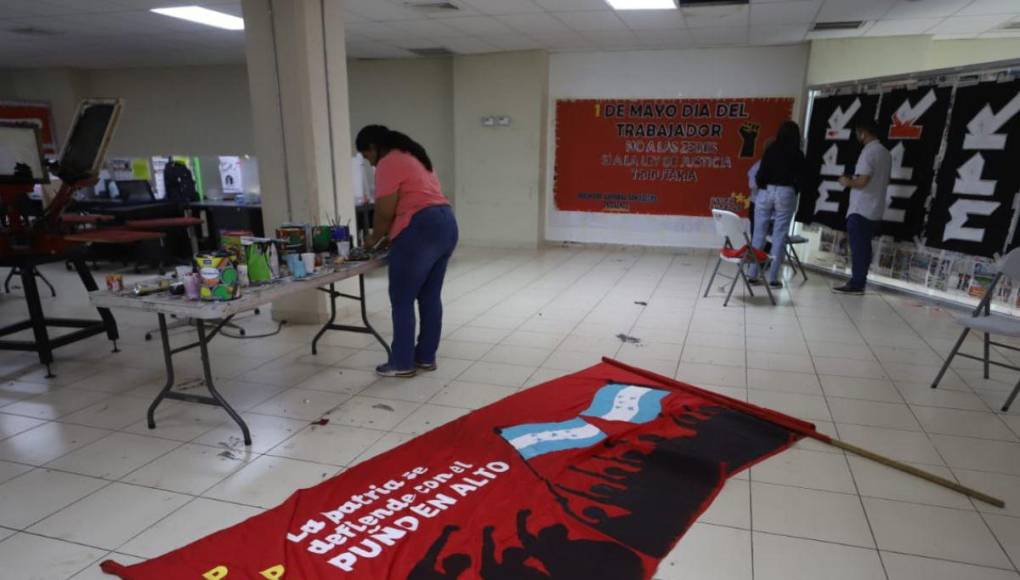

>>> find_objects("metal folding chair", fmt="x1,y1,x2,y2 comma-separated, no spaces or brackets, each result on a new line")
786,234,809,282
703,209,776,307
931,247,1020,411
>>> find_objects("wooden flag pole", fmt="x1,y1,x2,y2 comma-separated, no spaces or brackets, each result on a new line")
602,357,1006,509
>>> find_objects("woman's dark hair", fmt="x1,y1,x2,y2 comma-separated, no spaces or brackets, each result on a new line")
773,120,802,151
855,120,880,138
355,124,433,172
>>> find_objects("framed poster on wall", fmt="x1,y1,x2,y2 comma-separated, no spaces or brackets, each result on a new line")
553,97,794,217
0,100,57,155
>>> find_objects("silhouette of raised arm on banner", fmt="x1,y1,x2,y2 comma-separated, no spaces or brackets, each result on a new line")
408,525,470,580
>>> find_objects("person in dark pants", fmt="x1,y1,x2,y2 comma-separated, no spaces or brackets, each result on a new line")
833,121,891,295
357,125,459,377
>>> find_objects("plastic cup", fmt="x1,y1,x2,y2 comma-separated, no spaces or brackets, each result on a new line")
301,252,316,274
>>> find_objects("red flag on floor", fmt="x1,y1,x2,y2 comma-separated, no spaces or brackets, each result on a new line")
102,359,816,580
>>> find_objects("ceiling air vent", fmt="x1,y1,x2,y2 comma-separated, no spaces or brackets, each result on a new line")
404,1,461,13
676,0,749,6
9,26,60,36
407,47,455,57
812,20,866,31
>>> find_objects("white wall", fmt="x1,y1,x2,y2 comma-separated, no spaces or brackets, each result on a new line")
0,68,87,149
0,65,253,156
347,58,455,201
85,65,254,157
545,45,810,248
807,36,1020,86
454,50,548,249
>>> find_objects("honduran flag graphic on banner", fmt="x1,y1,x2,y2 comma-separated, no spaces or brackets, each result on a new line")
101,360,812,580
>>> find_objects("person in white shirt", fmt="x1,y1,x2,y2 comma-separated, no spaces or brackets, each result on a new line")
833,121,891,295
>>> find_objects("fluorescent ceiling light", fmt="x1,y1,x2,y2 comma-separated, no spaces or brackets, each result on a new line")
151,6,245,30
606,0,677,9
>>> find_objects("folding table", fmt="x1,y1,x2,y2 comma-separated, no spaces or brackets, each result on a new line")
90,256,389,445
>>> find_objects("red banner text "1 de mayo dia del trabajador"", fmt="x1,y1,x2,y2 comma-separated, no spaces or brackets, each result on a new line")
554,98,794,216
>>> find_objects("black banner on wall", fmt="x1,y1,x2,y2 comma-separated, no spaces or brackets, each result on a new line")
797,93,880,231
877,86,952,241
925,80,1020,258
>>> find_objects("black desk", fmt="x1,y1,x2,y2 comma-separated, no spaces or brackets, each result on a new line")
188,201,263,249
0,251,119,376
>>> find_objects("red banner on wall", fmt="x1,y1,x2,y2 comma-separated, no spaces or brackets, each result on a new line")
0,100,57,154
554,98,794,216
102,360,808,580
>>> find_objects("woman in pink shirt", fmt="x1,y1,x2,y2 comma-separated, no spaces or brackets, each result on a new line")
358,125,458,377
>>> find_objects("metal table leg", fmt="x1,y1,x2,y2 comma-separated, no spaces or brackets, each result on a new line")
311,274,390,358
196,320,251,446
147,313,176,430
146,314,252,446
72,258,119,352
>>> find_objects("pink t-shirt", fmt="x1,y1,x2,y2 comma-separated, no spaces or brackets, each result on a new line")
374,150,448,240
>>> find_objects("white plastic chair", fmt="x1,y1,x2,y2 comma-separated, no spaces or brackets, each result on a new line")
703,209,776,307
931,247,1020,411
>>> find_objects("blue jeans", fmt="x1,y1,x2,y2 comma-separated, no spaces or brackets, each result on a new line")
750,185,796,283
847,213,875,290
387,205,458,370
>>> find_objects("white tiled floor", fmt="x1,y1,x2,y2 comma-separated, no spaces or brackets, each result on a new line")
0,245,1019,578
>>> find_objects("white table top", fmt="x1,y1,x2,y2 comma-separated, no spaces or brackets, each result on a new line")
90,256,387,320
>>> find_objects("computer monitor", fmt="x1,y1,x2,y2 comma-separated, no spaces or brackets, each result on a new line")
115,179,154,203
0,122,49,185
56,98,123,182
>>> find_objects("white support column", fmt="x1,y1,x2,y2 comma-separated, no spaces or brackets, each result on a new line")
242,0,356,324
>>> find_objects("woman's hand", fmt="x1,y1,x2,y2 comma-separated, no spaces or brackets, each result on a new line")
364,231,389,250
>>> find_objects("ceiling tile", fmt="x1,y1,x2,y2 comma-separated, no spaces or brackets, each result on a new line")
458,0,543,15
883,0,972,19
0,0,67,19
38,0,127,12
347,43,415,59
348,21,403,39
527,30,594,49
929,14,1011,34
689,25,749,45
958,0,1020,16
806,25,869,39
434,35,497,53
556,9,628,31
749,23,809,44
497,11,572,34
633,28,691,41
636,35,693,50
865,18,942,36
817,0,895,21
484,34,543,50
532,0,608,10
588,31,642,49
632,28,692,49
345,0,422,21
386,18,465,39
616,9,686,30
750,1,821,25
682,4,750,28
214,4,245,18
442,15,516,35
